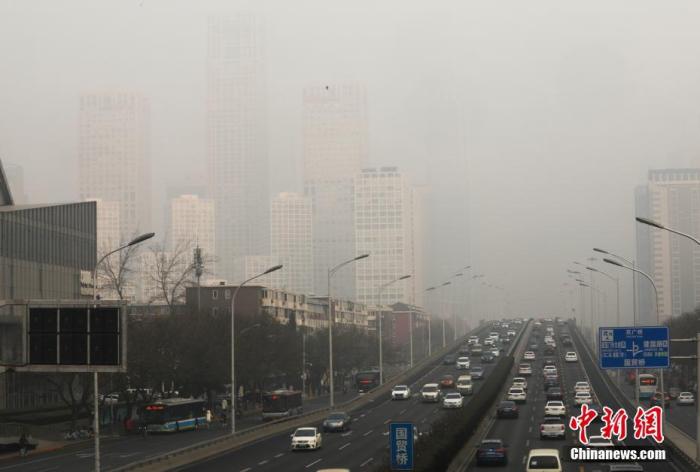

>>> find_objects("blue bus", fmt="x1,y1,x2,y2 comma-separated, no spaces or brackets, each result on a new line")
142,398,208,433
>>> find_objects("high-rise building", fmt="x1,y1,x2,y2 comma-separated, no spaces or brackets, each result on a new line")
207,14,269,281
88,198,121,254
233,255,276,287
169,194,216,268
303,83,368,299
354,167,422,307
78,92,150,240
635,169,700,324
270,192,313,294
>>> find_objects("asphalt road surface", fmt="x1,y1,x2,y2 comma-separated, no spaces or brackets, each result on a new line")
468,321,689,472
176,323,521,472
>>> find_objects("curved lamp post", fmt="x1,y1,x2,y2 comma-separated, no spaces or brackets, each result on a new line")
377,274,411,385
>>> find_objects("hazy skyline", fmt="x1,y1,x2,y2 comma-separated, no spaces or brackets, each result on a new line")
3,0,700,318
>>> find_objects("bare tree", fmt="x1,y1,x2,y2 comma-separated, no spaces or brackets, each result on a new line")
46,373,92,430
148,240,214,314
97,242,138,300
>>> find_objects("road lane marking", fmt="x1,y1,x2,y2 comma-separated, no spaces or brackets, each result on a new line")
383,418,392,425
341,431,352,437
525,439,530,447
399,408,407,414
240,468,252,472
273,453,284,458
363,429,373,437
258,460,269,465
528,426,532,433
339,442,351,450
305,459,322,468
522,455,527,465
360,457,374,467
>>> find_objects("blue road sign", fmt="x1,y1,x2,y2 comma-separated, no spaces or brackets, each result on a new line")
599,326,669,369
390,422,414,470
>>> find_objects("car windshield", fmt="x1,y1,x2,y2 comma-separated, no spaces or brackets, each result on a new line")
548,401,563,406
328,413,346,420
529,456,559,468
295,429,315,437
394,385,407,390
500,401,515,407
445,393,461,399
422,386,437,392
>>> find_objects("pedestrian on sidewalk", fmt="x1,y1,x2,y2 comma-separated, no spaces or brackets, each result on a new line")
18,433,28,458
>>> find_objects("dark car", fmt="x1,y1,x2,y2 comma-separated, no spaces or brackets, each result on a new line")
476,439,508,466
470,344,483,356
440,375,455,389
543,358,556,367
544,345,556,356
470,366,485,380
562,337,573,346
543,376,559,390
322,411,351,432
650,392,672,408
546,387,563,401
529,343,539,351
496,400,519,419
481,353,495,363
443,354,456,365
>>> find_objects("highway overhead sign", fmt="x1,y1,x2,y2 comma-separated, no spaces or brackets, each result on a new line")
599,326,669,369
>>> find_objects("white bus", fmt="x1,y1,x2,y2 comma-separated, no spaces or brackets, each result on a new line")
638,373,657,400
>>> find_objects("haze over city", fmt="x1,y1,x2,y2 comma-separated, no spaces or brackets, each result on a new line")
3,0,700,319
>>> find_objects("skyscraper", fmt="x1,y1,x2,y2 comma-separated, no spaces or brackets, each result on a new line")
169,194,216,269
88,198,121,254
354,167,422,307
636,169,700,324
3,163,27,204
303,83,368,299
78,92,150,240
270,192,313,294
207,14,269,280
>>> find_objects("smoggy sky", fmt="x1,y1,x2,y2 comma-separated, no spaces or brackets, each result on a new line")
2,0,700,320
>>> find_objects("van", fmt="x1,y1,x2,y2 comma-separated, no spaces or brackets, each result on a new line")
525,449,562,472
456,375,473,395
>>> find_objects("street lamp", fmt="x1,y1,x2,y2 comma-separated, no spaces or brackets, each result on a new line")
377,275,411,385
92,231,154,472
585,266,620,328
327,254,369,408
594,248,638,327
603,257,666,423
636,217,700,244
231,264,283,434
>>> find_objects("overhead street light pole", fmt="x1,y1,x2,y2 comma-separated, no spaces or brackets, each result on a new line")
377,275,411,386
231,264,283,434
92,232,155,472
328,254,369,408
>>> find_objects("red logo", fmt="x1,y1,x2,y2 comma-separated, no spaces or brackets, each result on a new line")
569,404,598,445
600,407,628,441
633,406,664,444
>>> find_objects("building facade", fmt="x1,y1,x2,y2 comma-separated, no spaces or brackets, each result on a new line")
270,192,313,294
207,14,269,281
636,169,700,323
354,167,422,307
0,161,97,410
78,92,151,241
303,83,368,300
169,194,216,268
184,285,369,331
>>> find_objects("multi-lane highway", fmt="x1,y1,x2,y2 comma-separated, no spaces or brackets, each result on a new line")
468,321,688,472
178,323,523,472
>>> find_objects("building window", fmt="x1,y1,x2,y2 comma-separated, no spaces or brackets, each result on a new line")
212,290,218,300
225,289,231,299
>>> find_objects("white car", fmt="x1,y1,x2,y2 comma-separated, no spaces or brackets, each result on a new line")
523,351,536,360
565,352,578,363
442,392,464,409
491,349,500,357
456,375,473,395
678,392,695,405
421,383,441,402
526,448,562,472
290,427,322,450
544,401,566,416
587,435,613,447
456,356,471,370
574,391,592,405
103,393,120,405
574,381,591,394
468,336,479,345
507,387,527,403
518,363,532,376
507,330,516,337
484,338,494,346
512,377,528,390
542,366,557,377
391,385,411,400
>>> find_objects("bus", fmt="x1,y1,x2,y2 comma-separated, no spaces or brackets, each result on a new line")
142,398,208,433
355,370,380,393
261,390,303,421
638,373,658,400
